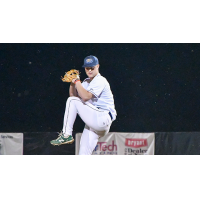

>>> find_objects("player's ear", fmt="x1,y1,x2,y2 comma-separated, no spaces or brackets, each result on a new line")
97,64,100,69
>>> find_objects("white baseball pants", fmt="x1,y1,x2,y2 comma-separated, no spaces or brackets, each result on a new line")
62,96,112,155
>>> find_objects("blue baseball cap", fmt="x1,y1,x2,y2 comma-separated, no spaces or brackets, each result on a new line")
82,55,99,68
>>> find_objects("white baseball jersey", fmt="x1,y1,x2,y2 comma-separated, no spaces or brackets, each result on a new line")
81,73,117,121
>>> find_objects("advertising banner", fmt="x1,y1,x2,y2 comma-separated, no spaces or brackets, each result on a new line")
0,133,23,155
76,132,155,155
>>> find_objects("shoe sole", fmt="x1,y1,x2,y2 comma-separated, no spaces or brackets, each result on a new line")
50,139,74,146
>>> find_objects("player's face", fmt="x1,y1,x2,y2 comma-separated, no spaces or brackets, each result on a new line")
85,64,99,79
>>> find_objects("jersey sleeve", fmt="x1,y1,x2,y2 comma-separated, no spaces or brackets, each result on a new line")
86,77,106,98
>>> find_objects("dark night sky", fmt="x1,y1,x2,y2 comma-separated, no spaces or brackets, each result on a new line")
0,43,200,133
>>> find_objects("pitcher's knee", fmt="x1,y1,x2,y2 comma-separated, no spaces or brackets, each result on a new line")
68,96,80,100
66,96,81,103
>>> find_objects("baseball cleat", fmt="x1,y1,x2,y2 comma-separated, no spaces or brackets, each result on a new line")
50,132,74,146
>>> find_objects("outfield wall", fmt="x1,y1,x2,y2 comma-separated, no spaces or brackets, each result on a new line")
0,132,200,155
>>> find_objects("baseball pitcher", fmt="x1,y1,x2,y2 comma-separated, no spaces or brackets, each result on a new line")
50,55,117,155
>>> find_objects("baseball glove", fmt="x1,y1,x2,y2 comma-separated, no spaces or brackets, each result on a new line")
61,69,80,82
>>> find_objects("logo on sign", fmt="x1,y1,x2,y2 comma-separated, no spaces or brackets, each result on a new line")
125,138,147,148
94,140,117,151
1,135,13,139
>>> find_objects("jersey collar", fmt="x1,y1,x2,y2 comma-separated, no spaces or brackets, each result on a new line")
96,73,101,77
85,73,101,83
93,73,101,80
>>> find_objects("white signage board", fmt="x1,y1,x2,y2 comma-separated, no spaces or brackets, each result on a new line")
0,133,23,155
76,132,155,155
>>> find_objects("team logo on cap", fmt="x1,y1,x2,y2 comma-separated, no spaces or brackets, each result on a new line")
86,58,93,64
